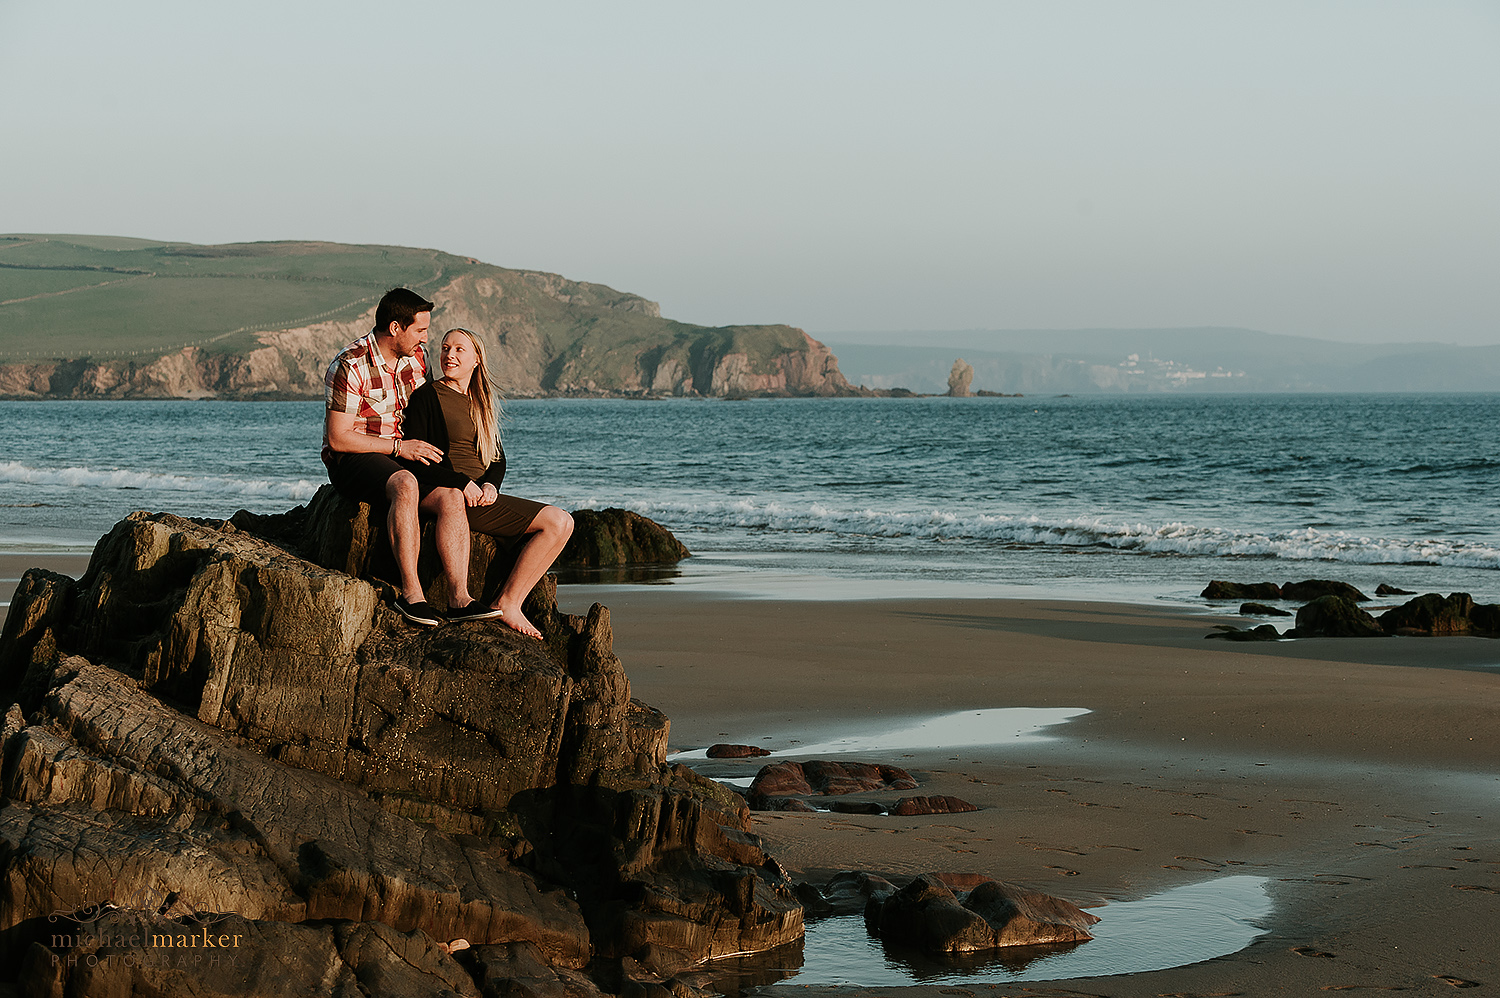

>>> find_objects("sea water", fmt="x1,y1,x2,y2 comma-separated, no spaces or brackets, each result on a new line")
4,393,1498,603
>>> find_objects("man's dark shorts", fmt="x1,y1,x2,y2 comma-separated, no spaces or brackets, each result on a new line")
324,451,409,508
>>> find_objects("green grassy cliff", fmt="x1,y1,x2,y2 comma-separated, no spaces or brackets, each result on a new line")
0,235,855,399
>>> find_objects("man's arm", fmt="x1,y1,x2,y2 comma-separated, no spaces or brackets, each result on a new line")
325,409,443,463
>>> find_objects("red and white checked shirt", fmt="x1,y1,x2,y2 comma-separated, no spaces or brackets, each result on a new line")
322,332,427,456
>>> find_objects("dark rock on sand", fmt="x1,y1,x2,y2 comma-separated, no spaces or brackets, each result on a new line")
892,796,980,816
707,743,771,759
1376,583,1417,597
746,761,918,810
1282,579,1370,602
0,508,800,995
865,874,1099,955
1240,602,1293,616
1202,580,1282,600
1294,595,1387,638
558,507,691,569
1206,624,1282,641
1377,592,1500,637
828,800,888,815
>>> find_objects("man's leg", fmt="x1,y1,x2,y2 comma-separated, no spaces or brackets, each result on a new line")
419,486,475,609
489,505,574,639
384,469,427,604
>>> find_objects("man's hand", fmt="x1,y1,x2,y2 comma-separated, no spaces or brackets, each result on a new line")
398,439,444,465
325,411,443,463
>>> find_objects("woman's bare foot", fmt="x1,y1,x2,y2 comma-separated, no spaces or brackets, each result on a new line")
491,601,542,639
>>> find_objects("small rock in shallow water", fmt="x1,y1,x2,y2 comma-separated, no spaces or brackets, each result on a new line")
829,800,887,815
1376,583,1416,596
868,874,1099,954
707,743,771,758
1240,602,1293,617
1282,579,1370,602
1203,580,1282,600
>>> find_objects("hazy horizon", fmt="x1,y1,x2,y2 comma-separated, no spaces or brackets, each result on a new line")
3,2,1496,346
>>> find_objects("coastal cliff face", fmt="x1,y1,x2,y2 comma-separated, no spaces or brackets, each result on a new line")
0,237,857,400
0,504,802,995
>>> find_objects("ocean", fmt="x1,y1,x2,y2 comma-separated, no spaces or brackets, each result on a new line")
4,393,1498,606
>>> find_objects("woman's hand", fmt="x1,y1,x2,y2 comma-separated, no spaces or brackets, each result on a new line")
479,482,498,506
463,482,485,507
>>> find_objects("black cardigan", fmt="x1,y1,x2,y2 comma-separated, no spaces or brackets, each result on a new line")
399,380,507,494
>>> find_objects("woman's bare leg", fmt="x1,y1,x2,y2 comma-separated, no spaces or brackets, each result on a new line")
490,506,574,638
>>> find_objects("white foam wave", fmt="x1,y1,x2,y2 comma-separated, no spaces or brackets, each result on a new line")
571,497,1500,571
0,461,319,502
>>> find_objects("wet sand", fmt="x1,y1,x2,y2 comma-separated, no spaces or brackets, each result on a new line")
579,588,1499,995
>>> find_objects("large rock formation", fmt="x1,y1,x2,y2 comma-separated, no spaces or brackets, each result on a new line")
0,506,802,995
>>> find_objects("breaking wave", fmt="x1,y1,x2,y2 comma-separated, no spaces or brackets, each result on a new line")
574,497,1500,571
0,461,320,502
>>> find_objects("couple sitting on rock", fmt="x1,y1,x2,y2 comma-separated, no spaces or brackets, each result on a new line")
320,287,573,637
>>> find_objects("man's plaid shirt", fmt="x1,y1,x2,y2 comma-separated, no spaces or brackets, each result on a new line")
322,331,427,458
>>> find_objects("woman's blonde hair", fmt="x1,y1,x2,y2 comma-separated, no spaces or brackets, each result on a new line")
444,328,501,467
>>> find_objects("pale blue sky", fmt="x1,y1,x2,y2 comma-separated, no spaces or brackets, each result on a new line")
4,1,1497,343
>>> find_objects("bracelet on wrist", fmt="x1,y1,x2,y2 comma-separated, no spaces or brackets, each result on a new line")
391,439,400,458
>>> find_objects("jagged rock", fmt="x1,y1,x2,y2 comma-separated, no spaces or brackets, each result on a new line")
1206,624,1282,641
1240,602,1292,617
746,761,918,810
37,511,660,816
1294,595,1387,638
947,360,974,397
1282,579,1370,602
1,656,591,968
705,744,770,759
1202,580,1282,600
465,942,607,998
0,509,803,994
892,796,979,816
559,509,691,569
1376,593,1500,636
1376,584,1416,596
864,874,1098,955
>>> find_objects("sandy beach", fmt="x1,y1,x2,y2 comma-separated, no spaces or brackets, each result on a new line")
573,586,1499,996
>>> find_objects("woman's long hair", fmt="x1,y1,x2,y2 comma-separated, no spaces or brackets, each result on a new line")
445,328,501,466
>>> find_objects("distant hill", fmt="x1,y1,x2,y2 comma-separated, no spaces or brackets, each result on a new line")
0,235,853,399
824,328,1500,393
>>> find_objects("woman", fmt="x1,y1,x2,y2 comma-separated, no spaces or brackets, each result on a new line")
401,327,574,638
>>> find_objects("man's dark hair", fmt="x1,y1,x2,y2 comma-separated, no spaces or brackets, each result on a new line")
373,288,435,334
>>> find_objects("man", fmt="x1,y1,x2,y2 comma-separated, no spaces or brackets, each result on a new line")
322,287,499,625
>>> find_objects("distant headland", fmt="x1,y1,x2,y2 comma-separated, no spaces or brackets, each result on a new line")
0,234,860,400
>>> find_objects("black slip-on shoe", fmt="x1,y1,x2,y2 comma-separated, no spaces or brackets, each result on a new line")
446,602,505,622
394,597,443,627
